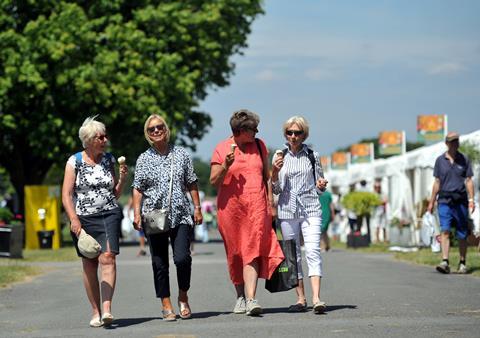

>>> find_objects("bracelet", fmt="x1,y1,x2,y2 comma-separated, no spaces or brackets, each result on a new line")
194,205,201,209
468,198,474,202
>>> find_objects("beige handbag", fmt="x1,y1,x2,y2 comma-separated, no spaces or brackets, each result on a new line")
143,150,175,235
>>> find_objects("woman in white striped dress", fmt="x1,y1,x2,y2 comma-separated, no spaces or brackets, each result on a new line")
271,116,328,314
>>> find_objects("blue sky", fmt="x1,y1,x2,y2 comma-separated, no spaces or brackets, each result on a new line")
193,0,480,161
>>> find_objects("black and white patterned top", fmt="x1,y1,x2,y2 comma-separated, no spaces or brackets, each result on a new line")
67,153,118,216
132,145,198,227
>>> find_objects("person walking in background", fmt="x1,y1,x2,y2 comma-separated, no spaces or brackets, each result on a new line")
210,109,284,316
372,180,388,243
62,116,128,327
271,116,328,314
319,188,335,252
132,114,203,321
427,132,475,274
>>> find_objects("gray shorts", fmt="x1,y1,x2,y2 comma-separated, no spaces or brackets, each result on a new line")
71,207,123,258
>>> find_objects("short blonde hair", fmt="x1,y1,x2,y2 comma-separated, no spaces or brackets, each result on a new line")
144,114,171,145
283,116,309,140
79,115,106,148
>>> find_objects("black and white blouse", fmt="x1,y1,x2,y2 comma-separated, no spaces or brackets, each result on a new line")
67,153,118,216
132,145,198,227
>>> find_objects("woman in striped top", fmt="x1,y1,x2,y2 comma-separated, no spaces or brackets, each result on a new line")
271,116,328,314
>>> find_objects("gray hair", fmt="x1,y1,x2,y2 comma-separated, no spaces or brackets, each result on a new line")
144,114,171,145
78,115,106,148
283,116,310,141
230,109,260,135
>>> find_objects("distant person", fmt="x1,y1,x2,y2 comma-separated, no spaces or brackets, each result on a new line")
372,180,388,243
62,116,128,327
132,114,203,321
271,116,328,314
427,132,475,274
319,189,335,252
210,109,284,316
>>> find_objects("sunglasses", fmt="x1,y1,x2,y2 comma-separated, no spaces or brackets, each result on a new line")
95,134,108,141
147,124,166,134
286,130,304,136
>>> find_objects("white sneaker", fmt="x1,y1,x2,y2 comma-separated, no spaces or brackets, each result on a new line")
246,299,262,316
233,296,246,314
457,263,467,274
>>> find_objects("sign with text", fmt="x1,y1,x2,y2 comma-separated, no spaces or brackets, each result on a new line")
378,131,405,156
350,143,374,164
417,114,447,144
331,152,349,170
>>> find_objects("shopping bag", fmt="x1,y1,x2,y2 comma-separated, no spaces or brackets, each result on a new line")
420,212,436,247
265,239,298,293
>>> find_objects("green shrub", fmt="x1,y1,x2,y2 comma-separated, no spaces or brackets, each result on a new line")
342,191,381,216
0,207,13,223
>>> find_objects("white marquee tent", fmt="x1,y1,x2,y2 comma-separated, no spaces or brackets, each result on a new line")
327,130,480,245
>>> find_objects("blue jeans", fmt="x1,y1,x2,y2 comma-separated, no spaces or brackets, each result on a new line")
438,203,468,240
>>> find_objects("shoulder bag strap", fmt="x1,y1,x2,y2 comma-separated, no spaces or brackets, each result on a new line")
166,147,175,211
255,138,268,189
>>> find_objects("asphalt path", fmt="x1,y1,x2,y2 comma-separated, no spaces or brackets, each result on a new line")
1,237,479,338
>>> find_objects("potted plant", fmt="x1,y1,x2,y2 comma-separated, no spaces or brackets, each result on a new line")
342,192,381,246
0,207,23,258
0,207,14,226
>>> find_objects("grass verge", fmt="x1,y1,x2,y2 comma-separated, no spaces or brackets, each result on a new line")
331,240,480,276
394,248,480,277
0,264,40,287
0,247,77,288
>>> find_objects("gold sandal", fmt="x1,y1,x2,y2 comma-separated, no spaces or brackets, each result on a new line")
162,309,177,321
178,301,192,319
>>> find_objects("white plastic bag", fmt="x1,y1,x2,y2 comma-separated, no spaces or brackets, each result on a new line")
420,212,436,246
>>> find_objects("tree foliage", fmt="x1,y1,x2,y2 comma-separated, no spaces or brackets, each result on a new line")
0,0,263,210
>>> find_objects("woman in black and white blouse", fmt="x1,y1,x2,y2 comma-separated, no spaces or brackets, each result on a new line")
62,116,128,327
271,116,328,314
132,114,202,321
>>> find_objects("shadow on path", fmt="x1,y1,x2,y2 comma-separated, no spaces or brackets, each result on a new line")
325,304,357,312
106,317,159,328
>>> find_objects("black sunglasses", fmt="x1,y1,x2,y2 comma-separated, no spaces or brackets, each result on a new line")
95,134,108,141
147,124,166,134
286,130,304,136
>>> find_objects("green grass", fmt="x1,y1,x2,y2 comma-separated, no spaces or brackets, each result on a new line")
0,247,78,288
331,240,391,253
331,240,480,276
20,247,78,262
0,264,40,287
394,248,480,276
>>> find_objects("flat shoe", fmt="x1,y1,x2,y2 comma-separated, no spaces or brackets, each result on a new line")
313,301,326,314
162,309,177,322
288,302,307,312
178,301,192,319
101,313,114,326
89,316,103,328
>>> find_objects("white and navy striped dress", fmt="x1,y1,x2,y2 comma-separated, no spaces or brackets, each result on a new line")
272,144,324,219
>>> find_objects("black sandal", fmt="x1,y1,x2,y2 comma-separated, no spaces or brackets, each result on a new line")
288,302,307,312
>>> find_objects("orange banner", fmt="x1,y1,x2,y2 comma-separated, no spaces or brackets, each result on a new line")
417,114,447,144
350,143,373,164
379,131,405,155
331,152,349,170
320,156,330,171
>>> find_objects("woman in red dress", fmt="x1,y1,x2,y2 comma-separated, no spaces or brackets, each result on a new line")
210,109,284,316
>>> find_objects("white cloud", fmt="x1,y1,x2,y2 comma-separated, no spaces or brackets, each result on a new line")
255,69,278,81
304,67,338,81
427,62,467,75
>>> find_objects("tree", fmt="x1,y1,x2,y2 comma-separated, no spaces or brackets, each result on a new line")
0,1,263,212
